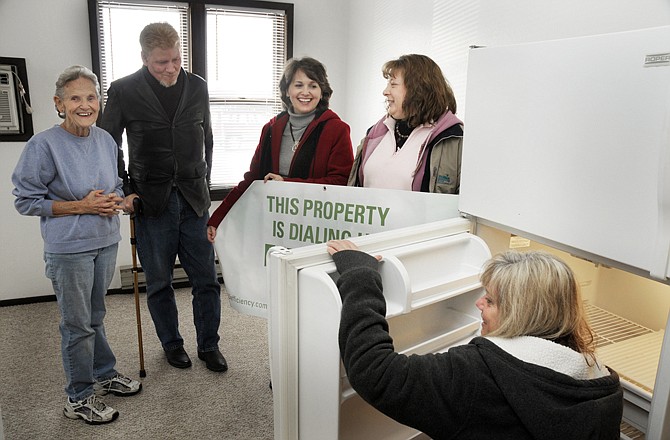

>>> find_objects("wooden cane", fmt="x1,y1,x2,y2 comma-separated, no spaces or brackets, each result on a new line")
130,198,146,377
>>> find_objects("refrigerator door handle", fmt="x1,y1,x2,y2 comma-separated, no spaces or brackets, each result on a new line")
651,90,670,281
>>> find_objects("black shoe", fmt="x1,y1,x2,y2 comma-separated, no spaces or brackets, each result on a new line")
198,349,228,372
165,346,192,369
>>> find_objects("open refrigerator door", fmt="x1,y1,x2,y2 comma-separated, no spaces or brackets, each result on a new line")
267,217,490,439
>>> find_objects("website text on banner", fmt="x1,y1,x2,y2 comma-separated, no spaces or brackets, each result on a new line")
213,181,461,317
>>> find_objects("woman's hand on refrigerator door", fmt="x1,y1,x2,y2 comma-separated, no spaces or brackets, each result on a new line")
326,240,382,261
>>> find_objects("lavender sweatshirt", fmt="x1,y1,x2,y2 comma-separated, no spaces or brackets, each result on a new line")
12,125,123,254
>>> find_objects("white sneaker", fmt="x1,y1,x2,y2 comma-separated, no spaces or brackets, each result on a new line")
95,373,142,397
64,395,119,425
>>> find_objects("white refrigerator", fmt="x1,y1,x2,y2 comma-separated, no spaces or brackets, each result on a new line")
267,25,670,439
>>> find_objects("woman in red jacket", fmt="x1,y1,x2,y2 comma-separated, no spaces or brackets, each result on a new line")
207,57,353,242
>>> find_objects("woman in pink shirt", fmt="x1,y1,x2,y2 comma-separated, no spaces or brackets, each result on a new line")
349,54,463,193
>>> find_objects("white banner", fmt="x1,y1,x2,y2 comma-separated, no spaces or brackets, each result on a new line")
214,181,461,317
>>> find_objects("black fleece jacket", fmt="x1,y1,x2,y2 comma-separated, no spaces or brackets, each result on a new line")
333,250,623,440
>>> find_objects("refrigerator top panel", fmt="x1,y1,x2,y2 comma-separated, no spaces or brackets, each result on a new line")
459,26,670,280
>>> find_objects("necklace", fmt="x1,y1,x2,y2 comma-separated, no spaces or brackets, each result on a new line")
394,121,412,151
289,122,301,152
394,122,410,140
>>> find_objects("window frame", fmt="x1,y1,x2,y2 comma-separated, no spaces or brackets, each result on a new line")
87,0,294,200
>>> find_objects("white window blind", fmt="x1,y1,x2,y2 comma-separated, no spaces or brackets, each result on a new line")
206,6,286,188
96,1,190,106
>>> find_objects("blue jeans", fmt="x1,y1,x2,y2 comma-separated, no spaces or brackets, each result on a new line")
135,189,221,352
44,244,119,401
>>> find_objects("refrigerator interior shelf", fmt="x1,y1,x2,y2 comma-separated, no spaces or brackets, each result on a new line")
619,420,645,440
396,308,481,356
597,331,662,399
387,302,481,356
587,302,660,398
338,394,428,440
588,303,654,346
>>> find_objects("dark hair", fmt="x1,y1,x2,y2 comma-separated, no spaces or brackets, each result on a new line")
383,54,457,127
279,57,332,113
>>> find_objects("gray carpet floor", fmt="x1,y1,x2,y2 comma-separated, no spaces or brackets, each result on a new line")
0,287,273,440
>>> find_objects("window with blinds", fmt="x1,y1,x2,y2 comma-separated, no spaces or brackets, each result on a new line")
96,1,190,106
206,6,286,189
88,0,292,195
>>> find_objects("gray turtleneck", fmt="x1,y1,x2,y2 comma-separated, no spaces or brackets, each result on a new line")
279,109,316,176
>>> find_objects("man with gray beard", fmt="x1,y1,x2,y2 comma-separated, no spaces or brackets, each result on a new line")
100,22,227,373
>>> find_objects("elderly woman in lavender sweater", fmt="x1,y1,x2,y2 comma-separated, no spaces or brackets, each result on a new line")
12,65,141,425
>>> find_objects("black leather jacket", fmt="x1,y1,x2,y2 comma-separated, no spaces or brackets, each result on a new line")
100,67,213,217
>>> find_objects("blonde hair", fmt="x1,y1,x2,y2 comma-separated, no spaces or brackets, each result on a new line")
481,251,596,361
139,22,180,55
